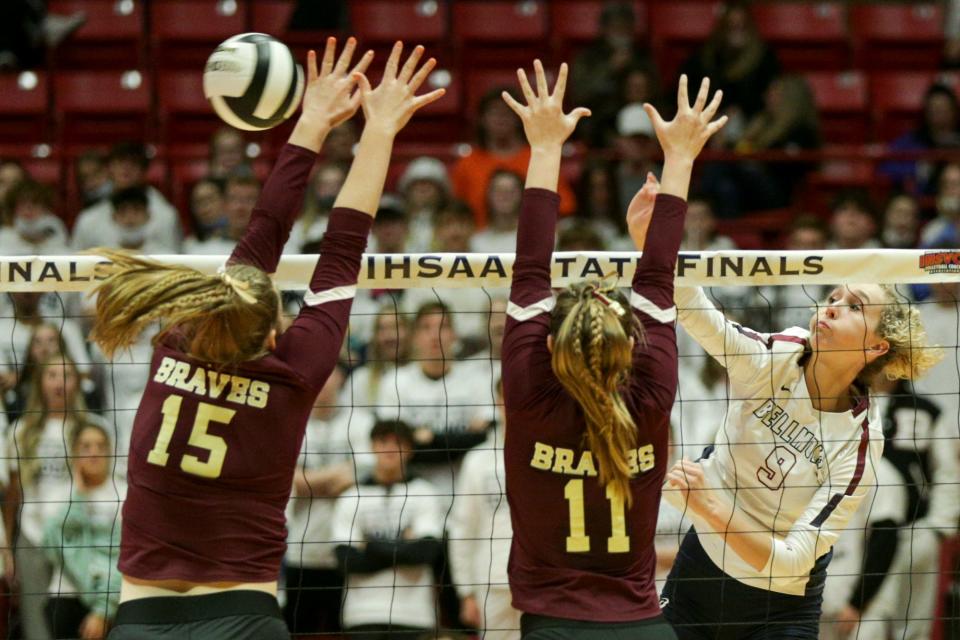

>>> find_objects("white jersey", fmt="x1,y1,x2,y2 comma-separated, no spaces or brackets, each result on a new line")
375,361,492,432
332,477,442,629
448,428,512,599
286,408,374,569
670,287,884,595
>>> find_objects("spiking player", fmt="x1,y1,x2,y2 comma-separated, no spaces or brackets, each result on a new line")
660,276,941,636
86,39,444,640
501,63,726,639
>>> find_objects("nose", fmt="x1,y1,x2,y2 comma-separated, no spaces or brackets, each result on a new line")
824,305,838,319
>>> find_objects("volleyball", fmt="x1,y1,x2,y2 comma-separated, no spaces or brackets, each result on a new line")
203,33,304,131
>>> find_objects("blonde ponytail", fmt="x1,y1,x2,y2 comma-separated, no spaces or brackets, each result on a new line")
551,282,641,504
89,249,280,364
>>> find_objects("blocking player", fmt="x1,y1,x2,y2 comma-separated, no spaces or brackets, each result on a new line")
501,63,725,639
86,40,444,640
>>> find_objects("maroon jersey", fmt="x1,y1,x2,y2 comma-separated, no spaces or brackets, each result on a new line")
502,188,685,622
118,144,373,583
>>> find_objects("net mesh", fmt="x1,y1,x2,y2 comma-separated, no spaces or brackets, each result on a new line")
0,250,959,639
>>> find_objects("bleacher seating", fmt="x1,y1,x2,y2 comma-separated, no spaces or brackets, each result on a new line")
47,0,145,69
804,71,869,145
0,72,49,144
851,3,944,70
648,1,723,83
54,70,152,147
2,0,957,225
150,0,249,69
752,2,848,72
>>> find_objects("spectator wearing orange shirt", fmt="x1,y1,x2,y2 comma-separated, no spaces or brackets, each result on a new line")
451,89,575,228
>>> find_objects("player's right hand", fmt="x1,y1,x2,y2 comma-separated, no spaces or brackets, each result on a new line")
501,60,590,151
643,75,727,164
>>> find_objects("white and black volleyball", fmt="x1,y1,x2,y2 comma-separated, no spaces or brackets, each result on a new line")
203,33,304,131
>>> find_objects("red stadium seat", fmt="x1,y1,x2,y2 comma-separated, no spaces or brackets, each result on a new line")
156,71,224,145
649,1,723,83
803,71,868,144
452,1,549,70
464,69,524,119
851,4,944,70
249,0,296,37
0,72,50,144
47,0,144,69
150,0,248,69
54,70,152,147
870,72,944,142
350,1,447,45
550,1,648,60
752,3,849,72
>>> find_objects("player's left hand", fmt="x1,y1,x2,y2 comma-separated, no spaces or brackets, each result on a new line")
301,37,374,131
501,60,590,151
626,172,659,251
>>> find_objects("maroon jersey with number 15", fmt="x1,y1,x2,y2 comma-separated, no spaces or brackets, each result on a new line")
503,188,686,622
118,144,373,584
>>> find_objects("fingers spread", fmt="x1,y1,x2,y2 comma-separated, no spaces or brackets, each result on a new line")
334,37,357,74
707,115,729,136
385,41,403,78
350,50,375,82
501,91,526,117
677,74,689,111
409,57,436,94
516,68,536,105
534,59,549,98
321,37,337,76
399,45,424,83
412,87,446,110
693,76,710,112
702,88,723,121
552,62,569,100
307,50,318,83
643,103,665,130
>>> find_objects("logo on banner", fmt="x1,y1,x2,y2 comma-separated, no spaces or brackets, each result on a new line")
919,251,960,273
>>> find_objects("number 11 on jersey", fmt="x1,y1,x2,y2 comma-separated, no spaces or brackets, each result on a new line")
564,479,630,553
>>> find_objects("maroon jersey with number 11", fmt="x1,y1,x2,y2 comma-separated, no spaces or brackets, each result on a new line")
503,188,686,622
118,144,373,583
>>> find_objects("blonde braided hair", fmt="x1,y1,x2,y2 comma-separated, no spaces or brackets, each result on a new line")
551,281,641,504
88,249,280,364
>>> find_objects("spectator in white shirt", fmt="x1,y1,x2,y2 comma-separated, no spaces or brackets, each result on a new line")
399,157,450,252
333,420,443,640
72,142,180,252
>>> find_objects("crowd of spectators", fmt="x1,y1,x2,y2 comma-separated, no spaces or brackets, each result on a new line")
0,1,960,639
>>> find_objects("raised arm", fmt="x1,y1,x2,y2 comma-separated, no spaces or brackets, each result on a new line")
229,37,373,272
626,76,727,411
276,43,444,389
500,61,589,407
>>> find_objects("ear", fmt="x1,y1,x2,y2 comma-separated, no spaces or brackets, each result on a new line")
265,328,278,352
866,339,890,363
546,334,554,353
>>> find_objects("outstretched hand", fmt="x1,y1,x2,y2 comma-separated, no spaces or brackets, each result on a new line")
354,42,445,137
626,172,659,250
301,37,374,130
644,75,727,163
502,60,590,150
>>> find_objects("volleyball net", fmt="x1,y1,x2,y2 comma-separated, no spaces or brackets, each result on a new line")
1,248,959,639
